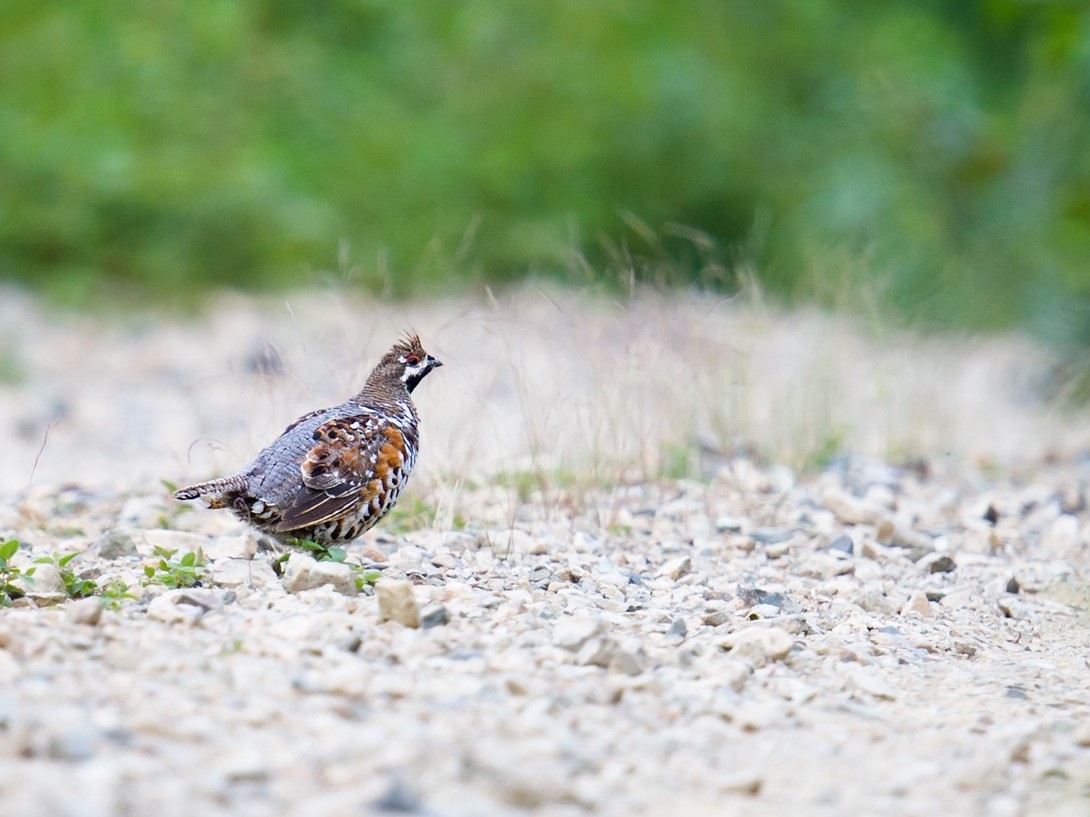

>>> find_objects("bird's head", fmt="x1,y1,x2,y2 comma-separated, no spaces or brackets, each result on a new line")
372,332,443,394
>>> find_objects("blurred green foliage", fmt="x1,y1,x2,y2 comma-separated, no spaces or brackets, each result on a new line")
2,1,1089,337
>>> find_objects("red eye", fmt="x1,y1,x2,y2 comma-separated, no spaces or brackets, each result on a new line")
405,354,421,365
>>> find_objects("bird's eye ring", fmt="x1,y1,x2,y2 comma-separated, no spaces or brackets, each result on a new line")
405,354,421,365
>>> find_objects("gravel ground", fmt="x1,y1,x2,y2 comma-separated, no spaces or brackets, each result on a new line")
1,286,1089,816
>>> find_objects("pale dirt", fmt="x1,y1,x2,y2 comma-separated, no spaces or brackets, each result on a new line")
0,285,1089,817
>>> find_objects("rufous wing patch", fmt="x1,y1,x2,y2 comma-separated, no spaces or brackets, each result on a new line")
276,414,390,531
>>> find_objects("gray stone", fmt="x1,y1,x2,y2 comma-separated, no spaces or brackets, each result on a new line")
824,534,855,554
373,775,423,813
927,555,956,574
91,529,139,560
750,528,793,545
420,604,450,629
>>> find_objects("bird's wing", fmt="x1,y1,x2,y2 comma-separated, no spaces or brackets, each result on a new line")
274,413,409,532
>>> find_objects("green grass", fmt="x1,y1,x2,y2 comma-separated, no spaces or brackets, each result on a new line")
383,495,438,534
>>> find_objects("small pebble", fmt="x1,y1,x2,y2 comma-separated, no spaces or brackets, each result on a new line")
666,617,687,639
66,597,103,626
90,529,139,560
373,775,423,813
750,528,793,545
658,556,692,580
420,605,450,629
928,555,956,574
824,534,854,554
718,626,794,665
997,595,1031,620
554,616,605,651
901,591,933,619
376,580,421,628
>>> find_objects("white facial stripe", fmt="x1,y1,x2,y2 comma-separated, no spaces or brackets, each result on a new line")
401,361,428,382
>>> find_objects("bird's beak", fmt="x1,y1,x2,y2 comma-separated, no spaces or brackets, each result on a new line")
428,355,443,369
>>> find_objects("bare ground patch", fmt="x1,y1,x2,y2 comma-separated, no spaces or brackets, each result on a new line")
1,286,1089,816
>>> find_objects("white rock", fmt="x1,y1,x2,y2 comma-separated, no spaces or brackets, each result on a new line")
900,590,934,619
1042,513,1081,559
718,659,753,692
821,487,881,525
576,637,615,668
212,557,277,588
200,533,258,562
718,626,794,665
0,648,20,684
855,590,898,615
715,515,744,532
997,595,1032,620
849,669,898,700
27,563,66,596
553,615,605,650
376,579,420,628
66,597,103,626
147,593,202,624
608,645,645,676
658,556,692,580
282,553,358,596
875,519,934,552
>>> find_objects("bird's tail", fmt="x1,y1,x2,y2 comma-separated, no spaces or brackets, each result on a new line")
173,473,249,501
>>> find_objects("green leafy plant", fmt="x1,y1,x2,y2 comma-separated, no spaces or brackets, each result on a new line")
33,551,97,598
100,579,137,609
352,566,383,593
143,546,207,589
0,539,35,607
292,538,348,563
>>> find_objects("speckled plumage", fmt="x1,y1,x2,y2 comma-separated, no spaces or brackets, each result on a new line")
174,334,442,545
